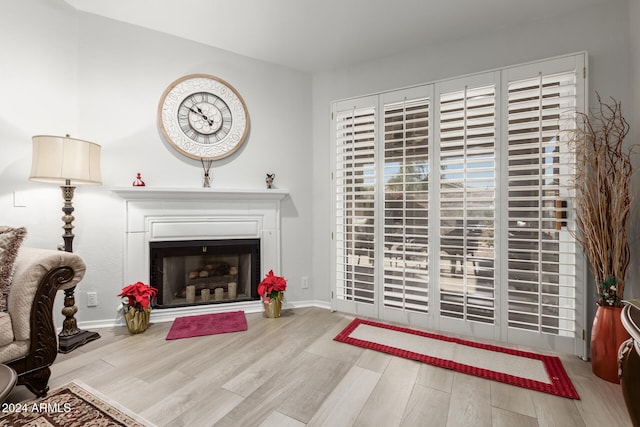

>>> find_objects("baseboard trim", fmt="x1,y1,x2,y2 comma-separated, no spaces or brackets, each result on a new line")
71,299,332,331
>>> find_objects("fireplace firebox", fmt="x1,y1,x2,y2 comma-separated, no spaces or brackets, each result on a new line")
150,239,260,308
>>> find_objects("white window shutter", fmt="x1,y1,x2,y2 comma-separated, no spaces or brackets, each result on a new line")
506,70,578,335
438,82,497,324
335,104,377,304
382,95,430,313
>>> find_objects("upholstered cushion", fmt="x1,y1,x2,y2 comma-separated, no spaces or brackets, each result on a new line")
0,313,13,347
0,227,27,312
9,248,86,342
0,341,29,364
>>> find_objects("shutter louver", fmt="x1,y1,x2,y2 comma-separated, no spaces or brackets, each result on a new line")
507,72,577,336
439,85,496,324
383,97,430,313
335,106,377,304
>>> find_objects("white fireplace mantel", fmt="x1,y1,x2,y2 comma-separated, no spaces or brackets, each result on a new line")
111,187,289,202
112,186,289,322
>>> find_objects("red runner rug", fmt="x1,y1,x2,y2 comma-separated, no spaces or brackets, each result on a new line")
166,310,247,340
334,318,579,399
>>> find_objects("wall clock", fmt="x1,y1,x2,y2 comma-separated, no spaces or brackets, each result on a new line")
158,74,249,160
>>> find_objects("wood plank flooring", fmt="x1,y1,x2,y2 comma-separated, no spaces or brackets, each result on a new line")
5,307,634,426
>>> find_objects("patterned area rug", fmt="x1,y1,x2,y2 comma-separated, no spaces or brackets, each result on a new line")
335,318,579,399
0,381,154,426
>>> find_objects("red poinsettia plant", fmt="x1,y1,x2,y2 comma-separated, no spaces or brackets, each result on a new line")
257,270,287,303
118,281,157,312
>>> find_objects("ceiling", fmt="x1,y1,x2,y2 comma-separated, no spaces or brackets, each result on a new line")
64,0,614,73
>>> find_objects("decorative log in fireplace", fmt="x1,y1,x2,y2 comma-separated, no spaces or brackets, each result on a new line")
150,239,260,308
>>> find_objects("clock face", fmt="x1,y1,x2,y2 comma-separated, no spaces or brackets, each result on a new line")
158,74,249,160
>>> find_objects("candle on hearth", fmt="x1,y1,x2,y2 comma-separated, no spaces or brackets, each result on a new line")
201,288,210,302
228,282,237,299
186,285,196,303
214,287,224,301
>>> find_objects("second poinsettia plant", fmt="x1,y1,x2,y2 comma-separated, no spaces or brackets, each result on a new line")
118,281,157,312
257,270,287,303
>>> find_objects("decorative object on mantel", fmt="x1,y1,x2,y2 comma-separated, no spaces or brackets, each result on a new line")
28,134,102,353
118,281,157,334
266,173,275,189
258,270,287,318
202,159,213,187
158,74,250,161
566,94,635,383
132,172,145,186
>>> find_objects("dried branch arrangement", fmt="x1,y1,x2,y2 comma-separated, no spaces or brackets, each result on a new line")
569,94,634,306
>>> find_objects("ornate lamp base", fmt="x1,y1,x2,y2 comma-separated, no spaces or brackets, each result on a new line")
59,330,101,354
57,184,101,353
58,286,100,353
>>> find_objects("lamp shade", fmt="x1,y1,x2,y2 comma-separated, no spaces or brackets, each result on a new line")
29,135,102,185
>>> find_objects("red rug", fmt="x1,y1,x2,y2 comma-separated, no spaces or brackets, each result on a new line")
334,318,579,399
166,310,247,340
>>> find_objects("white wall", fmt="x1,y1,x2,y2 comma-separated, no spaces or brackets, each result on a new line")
311,1,635,314
629,0,640,301
0,0,79,244
0,0,314,326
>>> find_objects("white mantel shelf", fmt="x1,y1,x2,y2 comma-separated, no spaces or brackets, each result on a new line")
111,187,289,201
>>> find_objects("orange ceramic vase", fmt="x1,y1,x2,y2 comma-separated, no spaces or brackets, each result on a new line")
591,305,631,383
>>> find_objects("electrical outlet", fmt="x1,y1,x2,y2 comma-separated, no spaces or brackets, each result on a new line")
87,292,98,307
301,276,309,289
13,191,27,207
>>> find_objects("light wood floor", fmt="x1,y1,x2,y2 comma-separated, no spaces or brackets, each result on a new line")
6,307,634,426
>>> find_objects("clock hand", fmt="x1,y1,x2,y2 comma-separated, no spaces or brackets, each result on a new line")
189,107,204,117
188,107,201,116
189,107,215,126
196,107,215,126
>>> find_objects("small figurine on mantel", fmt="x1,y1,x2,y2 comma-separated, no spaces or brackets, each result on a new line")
132,172,145,187
266,173,275,189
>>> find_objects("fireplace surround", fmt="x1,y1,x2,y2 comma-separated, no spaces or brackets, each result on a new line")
112,187,287,322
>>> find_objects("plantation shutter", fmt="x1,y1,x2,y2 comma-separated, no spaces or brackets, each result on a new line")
335,103,377,306
382,95,430,313
506,71,578,336
438,82,497,324
332,53,586,356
